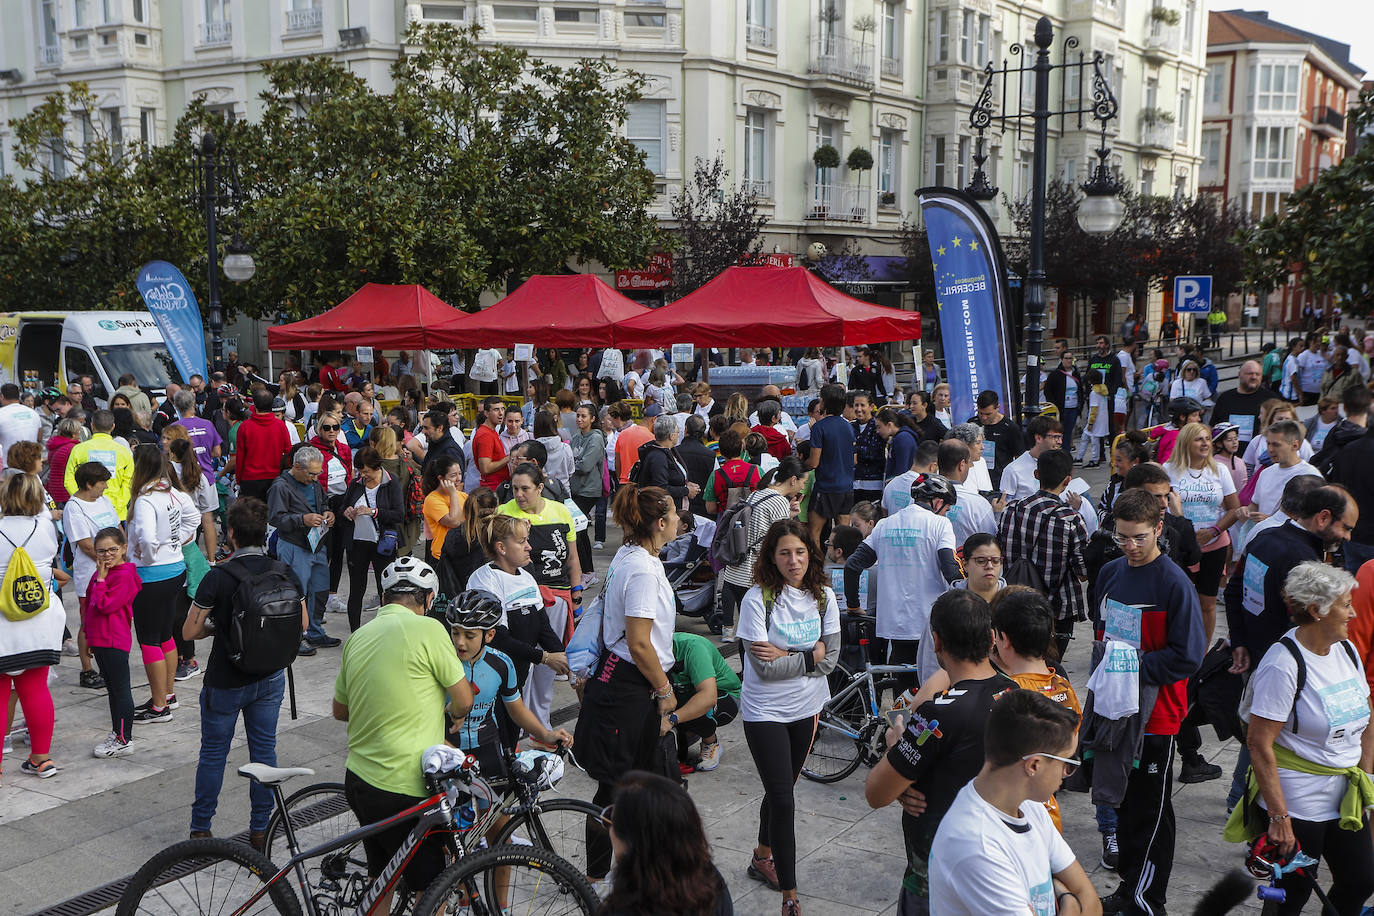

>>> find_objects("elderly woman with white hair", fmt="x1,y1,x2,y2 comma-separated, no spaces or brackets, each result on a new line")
632,414,700,511
1233,560,1374,915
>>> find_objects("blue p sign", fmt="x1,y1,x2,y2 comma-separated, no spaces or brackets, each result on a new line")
1173,275,1212,314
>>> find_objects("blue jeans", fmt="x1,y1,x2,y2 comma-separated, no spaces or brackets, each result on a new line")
278,539,331,640
1096,803,1118,834
1059,408,1078,452
1344,539,1374,574
191,670,287,833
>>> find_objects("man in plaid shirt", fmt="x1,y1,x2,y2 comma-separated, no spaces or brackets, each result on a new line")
997,448,1088,658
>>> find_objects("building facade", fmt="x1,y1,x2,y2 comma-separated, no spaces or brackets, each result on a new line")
1201,9,1363,326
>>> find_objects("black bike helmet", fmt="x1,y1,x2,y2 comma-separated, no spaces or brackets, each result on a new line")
1168,396,1204,421
444,589,504,631
910,473,957,507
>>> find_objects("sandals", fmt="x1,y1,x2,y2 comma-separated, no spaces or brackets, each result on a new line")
20,757,58,778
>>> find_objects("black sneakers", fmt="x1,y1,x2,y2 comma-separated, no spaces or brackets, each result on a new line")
1101,831,1119,870
1179,757,1223,784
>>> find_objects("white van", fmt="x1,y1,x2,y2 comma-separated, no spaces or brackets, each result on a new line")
0,311,180,405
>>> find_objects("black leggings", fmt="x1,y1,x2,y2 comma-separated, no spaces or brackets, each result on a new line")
1188,547,1227,598
91,646,134,743
1273,815,1374,915
346,539,388,631
743,716,818,892
132,573,186,649
571,495,597,574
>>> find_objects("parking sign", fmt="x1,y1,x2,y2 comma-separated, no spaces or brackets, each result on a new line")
1173,275,1212,314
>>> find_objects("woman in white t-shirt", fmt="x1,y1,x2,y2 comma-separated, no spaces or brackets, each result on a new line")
570,483,679,884
1166,422,1240,639
737,518,841,916
1243,561,1373,916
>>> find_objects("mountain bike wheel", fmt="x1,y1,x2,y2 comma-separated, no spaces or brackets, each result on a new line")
412,844,598,916
117,837,302,916
802,706,867,783
491,797,604,878
263,782,367,892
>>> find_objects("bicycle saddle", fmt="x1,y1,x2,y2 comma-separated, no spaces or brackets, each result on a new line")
237,763,316,786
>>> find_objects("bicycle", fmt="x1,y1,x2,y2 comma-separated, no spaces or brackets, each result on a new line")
261,744,607,892
803,618,923,783
116,749,598,916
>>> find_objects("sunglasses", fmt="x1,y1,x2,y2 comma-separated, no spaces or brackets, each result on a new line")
319,424,341,431
1022,752,1080,776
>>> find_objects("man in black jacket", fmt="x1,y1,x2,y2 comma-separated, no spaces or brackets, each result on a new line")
1085,462,1200,595
1316,385,1371,479
676,415,716,517
419,407,466,475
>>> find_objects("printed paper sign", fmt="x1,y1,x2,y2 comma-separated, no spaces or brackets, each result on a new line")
513,344,534,362
671,343,693,364
356,346,374,363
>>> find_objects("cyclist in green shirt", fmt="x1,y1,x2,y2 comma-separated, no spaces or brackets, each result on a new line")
666,632,741,773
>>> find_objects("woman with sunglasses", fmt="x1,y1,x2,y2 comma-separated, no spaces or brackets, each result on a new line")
1168,359,1213,410
738,518,840,916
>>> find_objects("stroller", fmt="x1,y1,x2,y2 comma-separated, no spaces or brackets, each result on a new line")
661,513,717,619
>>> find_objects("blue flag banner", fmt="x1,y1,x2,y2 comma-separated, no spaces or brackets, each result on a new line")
136,261,207,384
916,188,1020,426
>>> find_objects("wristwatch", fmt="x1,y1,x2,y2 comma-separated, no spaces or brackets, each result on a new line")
668,713,679,726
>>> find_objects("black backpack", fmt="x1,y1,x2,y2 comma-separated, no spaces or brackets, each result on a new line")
219,558,305,676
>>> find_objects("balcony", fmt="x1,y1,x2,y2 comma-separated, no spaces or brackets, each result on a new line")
742,178,774,200
1140,115,1176,151
880,56,901,78
37,44,61,67
808,35,875,89
1314,105,1345,138
200,19,232,46
806,181,868,223
745,23,775,49
1143,24,1180,60
286,7,323,34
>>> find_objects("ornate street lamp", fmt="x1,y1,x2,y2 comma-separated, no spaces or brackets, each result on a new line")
964,16,1122,422
193,131,254,371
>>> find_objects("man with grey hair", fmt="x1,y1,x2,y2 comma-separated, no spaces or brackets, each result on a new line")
749,384,798,438
671,391,695,439
946,422,994,493
632,413,699,508
171,387,222,478
268,444,340,654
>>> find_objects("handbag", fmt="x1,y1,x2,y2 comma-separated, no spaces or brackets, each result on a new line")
376,529,399,557
566,589,607,679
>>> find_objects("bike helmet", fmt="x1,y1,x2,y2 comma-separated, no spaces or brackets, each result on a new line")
910,473,957,507
444,589,504,631
1168,396,1203,421
380,556,439,596
1211,421,1239,441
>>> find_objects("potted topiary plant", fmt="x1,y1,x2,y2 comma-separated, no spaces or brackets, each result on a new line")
879,190,897,206
847,147,874,172
813,144,841,169
1150,6,1181,25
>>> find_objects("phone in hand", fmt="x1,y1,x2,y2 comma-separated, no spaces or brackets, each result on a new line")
884,709,907,729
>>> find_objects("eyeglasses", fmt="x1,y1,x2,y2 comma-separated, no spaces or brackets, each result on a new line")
1022,752,1080,776
597,803,614,829
95,546,122,555
970,556,1003,568
1111,532,1153,547
319,424,341,431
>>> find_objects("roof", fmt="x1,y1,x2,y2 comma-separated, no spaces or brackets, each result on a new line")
267,284,468,350
428,274,650,348
1209,10,1365,80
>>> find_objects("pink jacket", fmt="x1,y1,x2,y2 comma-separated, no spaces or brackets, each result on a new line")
85,562,141,652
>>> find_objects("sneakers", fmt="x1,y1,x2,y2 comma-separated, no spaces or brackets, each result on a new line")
581,573,600,588
79,669,106,689
1099,889,1126,914
747,853,780,890
297,641,318,657
325,594,346,616
593,541,604,550
1100,831,1120,870
20,758,58,778
61,638,80,657
306,634,342,648
174,658,202,681
93,732,135,758
1178,757,1222,784
720,626,737,643
696,742,723,771
133,704,173,724
136,695,177,712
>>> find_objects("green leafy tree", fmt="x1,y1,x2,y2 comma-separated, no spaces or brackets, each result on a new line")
1242,85,1374,314
666,153,771,297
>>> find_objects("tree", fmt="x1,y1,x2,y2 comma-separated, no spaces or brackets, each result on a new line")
1241,85,1374,314
666,153,771,297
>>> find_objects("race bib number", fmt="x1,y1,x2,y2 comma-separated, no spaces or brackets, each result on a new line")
1319,677,1369,746
1101,597,1142,648
1243,556,1268,617
981,439,996,465
1230,414,1256,443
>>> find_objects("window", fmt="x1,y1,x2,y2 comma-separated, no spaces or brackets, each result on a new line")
73,0,87,28
1183,0,1196,51
39,0,59,48
45,135,65,178
139,108,155,148
976,15,989,67
1251,126,1293,179
104,108,121,158
933,136,945,185
1252,63,1299,111
420,4,465,21
133,30,148,44
961,11,974,64
72,34,88,48
1141,166,1154,196
204,0,228,22
956,136,970,189
935,11,948,63
625,2,666,29
817,118,840,187
626,101,665,175
1145,76,1158,112
100,0,112,23
1063,156,1078,185
133,0,145,22
881,3,900,64
1174,172,1188,199
78,113,95,151
554,8,597,24
1205,63,1225,108
1015,150,1031,199
878,128,899,197
1178,87,1191,143
746,0,774,48
744,108,771,193
492,5,536,22
1200,128,1221,180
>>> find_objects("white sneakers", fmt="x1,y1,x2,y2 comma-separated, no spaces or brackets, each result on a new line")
696,742,723,771
93,732,135,758
720,626,737,643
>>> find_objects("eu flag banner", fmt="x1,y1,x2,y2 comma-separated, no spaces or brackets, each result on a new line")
916,188,1020,426
136,261,208,384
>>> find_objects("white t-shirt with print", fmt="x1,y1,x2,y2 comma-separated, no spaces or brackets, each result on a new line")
863,503,956,640
1250,630,1370,821
63,494,121,597
466,563,542,630
929,781,1077,916
1250,461,1321,518
949,480,998,544
1167,463,1236,531
737,584,840,723
601,544,675,670
882,470,918,516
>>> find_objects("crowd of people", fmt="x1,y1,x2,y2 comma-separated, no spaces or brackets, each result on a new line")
2,326,1374,916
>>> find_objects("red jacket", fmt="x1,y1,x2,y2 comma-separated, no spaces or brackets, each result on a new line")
85,562,141,652
310,435,353,493
235,412,292,482
751,424,792,460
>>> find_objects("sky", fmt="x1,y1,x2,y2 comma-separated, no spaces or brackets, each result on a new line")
1226,1,1374,76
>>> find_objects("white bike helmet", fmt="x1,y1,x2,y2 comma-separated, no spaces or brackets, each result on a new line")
381,556,439,596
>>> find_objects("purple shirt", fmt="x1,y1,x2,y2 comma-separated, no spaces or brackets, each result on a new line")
174,417,221,477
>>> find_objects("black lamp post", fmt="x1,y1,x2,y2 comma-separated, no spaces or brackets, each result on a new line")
193,130,254,372
965,15,1123,423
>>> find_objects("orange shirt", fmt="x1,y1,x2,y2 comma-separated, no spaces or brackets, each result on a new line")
1349,560,1374,697
615,423,654,484
423,489,467,559
1009,669,1082,832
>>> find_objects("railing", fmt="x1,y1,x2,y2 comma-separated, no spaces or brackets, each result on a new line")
742,178,773,199
880,56,901,77
37,44,61,66
286,7,322,33
745,23,774,49
200,19,232,45
1143,23,1180,55
806,181,868,222
1315,106,1345,135
809,35,875,87
1140,118,1176,149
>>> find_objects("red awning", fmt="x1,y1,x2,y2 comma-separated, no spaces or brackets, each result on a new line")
428,274,651,348
612,266,922,348
267,284,470,351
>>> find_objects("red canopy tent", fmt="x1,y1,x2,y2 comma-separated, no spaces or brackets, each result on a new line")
428,274,651,348
612,266,923,348
267,283,470,350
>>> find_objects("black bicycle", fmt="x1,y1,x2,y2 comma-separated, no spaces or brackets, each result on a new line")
116,755,598,916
